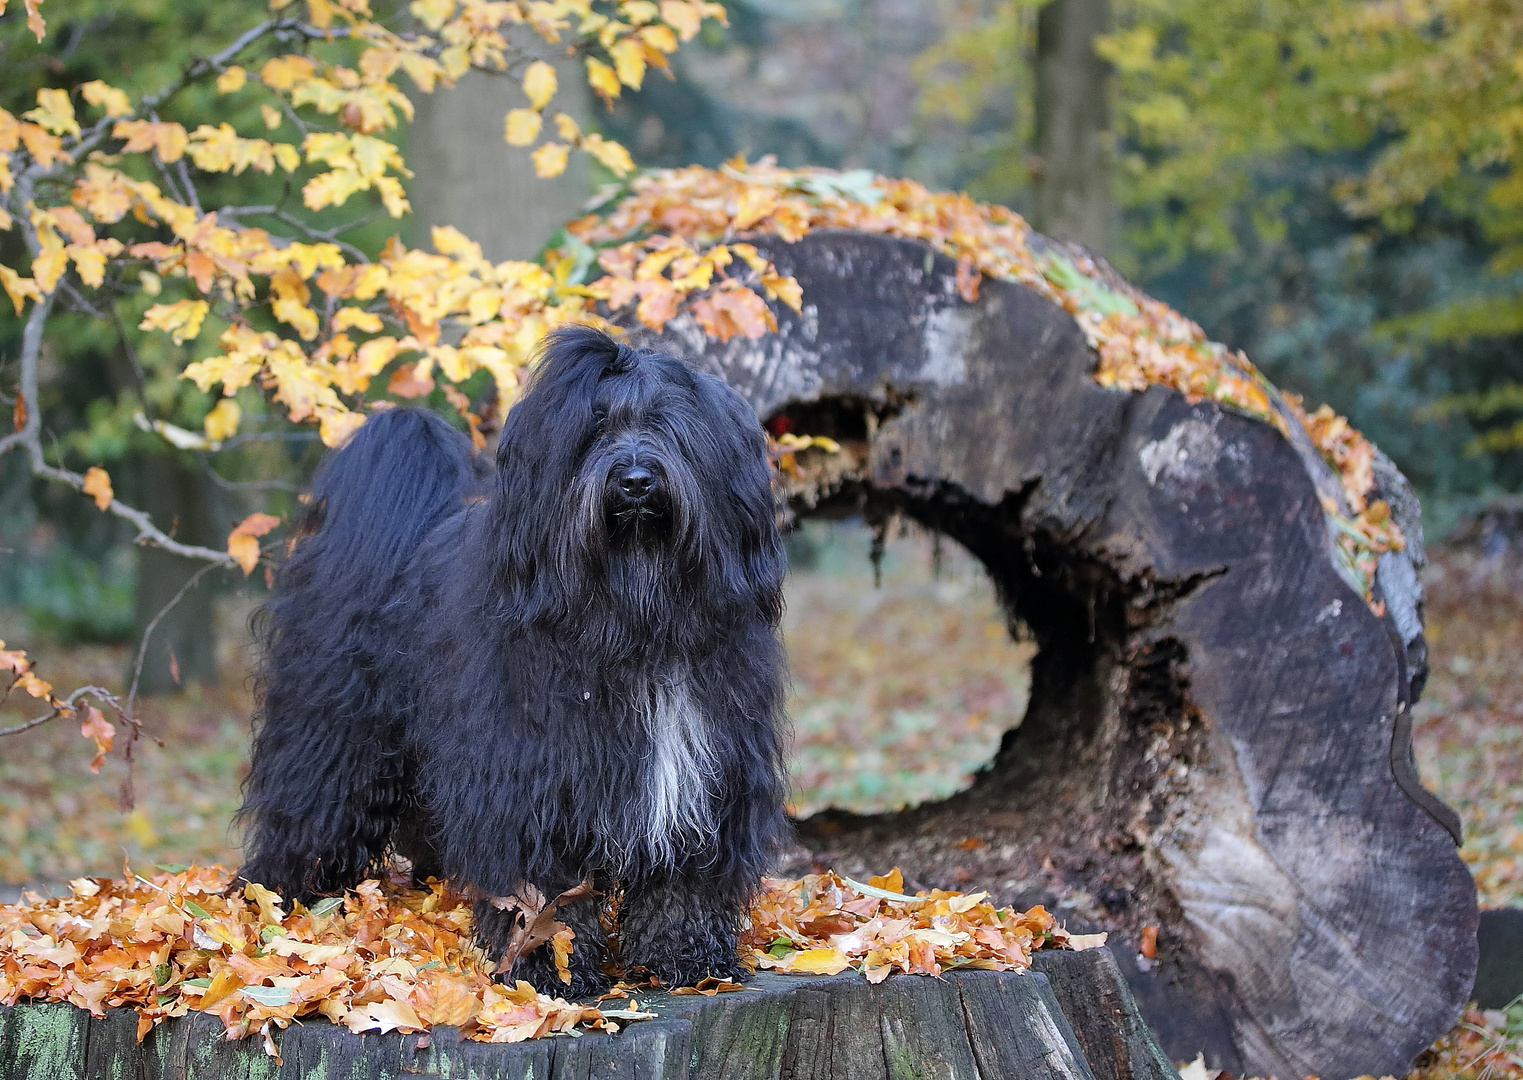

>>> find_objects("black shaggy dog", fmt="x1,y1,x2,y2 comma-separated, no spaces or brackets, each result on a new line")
239,325,790,995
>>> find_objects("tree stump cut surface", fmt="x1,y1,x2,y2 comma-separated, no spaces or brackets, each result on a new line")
0,949,1174,1080
652,231,1478,1079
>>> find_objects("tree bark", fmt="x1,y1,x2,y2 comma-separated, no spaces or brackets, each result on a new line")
0,954,1175,1080
129,452,218,694
1031,0,1117,255
407,51,591,262
651,230,1476,1079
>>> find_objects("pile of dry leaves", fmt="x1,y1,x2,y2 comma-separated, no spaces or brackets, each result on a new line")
0,863,1099,1054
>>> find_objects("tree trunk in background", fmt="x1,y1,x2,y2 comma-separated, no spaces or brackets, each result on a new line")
130,453,218,695
1031,0,1116,255
408,60,591,261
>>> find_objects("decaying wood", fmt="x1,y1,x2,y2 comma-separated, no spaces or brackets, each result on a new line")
652,231,1477,1079
0,953,1174,1080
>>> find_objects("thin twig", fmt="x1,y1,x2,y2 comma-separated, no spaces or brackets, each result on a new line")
196,453,302,493
126,561,223,721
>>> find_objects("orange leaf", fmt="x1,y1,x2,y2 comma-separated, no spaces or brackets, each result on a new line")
80,706,115,774
227,512,281,576
388,363,435,399
81,466,113,510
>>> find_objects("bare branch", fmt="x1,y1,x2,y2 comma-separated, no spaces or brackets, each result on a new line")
126,561,223,721
0,284,237,568
197,454,303,494
0,684,123,738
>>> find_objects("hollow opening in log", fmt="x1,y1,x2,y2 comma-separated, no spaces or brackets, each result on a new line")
781,516,1034,816
770,394,1215,957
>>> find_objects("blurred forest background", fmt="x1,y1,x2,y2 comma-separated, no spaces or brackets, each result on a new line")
2,0,1521,933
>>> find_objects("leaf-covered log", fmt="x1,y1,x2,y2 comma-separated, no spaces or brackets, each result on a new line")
652,231,1477,1080
0,955,1173,1080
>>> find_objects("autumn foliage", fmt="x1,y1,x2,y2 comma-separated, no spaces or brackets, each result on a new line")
0,865,1101,1054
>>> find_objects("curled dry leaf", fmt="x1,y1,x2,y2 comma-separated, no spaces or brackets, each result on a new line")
79,706,114,774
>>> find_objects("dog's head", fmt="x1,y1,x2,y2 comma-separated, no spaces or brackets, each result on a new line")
492,324,784,641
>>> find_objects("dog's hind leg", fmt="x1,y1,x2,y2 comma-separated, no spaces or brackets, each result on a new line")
239,696,407,900
618,870,747,987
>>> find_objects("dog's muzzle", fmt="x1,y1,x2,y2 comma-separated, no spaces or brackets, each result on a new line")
609,463,665,516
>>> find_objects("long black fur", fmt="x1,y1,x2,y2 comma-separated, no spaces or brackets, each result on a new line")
239,326,790,995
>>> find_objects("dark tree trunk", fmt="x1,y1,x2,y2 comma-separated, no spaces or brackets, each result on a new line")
0,955,1175,1080
1032,0,1116,255
130,452,218,695
651,230,1476,1079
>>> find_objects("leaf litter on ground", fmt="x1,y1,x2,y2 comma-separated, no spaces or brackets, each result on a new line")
0,862,1102,1055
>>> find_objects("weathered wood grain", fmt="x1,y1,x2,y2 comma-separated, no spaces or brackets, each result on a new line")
0,956,1170,1080
652,230,1477,1078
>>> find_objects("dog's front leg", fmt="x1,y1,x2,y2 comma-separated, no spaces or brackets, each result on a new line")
619,871,746,987
475,875,611,999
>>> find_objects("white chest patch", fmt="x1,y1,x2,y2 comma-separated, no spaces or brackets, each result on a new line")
639,680,719,866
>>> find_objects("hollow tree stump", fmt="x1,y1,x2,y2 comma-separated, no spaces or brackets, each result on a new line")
0,951,1173,1080
651,231,1478,1079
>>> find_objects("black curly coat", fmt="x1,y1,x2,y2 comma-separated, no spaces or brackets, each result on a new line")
238,325,791,994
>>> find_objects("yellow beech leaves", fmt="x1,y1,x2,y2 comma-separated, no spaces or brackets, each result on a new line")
0,865,1095,1054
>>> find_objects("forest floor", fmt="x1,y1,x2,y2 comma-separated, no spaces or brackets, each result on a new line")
2,520,1521,1074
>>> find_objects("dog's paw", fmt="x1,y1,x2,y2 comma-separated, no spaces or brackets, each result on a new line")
511,967,611,1001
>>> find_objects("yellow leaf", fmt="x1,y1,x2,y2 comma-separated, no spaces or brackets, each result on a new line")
522,60,557,111
639,24,679,54
317,407,366,447
660,0,703,41
303,167,369,211
112,119,188,162
409,0,454,32
609,37,647,89
81,466,113,511
196,969,243,1010
734,187,777,230
139,299,209,344
22,88,79,137
532,142,569,178
343,997,425,1035
581,133,634,177
80,80,132,118
333,307,384,333
260,55,316,91
243,880,287,924
585,57,621,104
621,1,659,24
203,399,241,443
0,265,41,314
216,66,247,94
762,271,803,313
504,108,542,147
553,112,581,141
260,104,283,131
775,948,852,975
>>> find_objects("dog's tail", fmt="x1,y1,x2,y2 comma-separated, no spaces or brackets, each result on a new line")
286,406,480,597
241,407,479,899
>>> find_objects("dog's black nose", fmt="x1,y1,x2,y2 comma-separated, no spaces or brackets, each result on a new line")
617,466,655,499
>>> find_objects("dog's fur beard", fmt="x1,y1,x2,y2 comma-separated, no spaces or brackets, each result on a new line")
238,326,791,995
